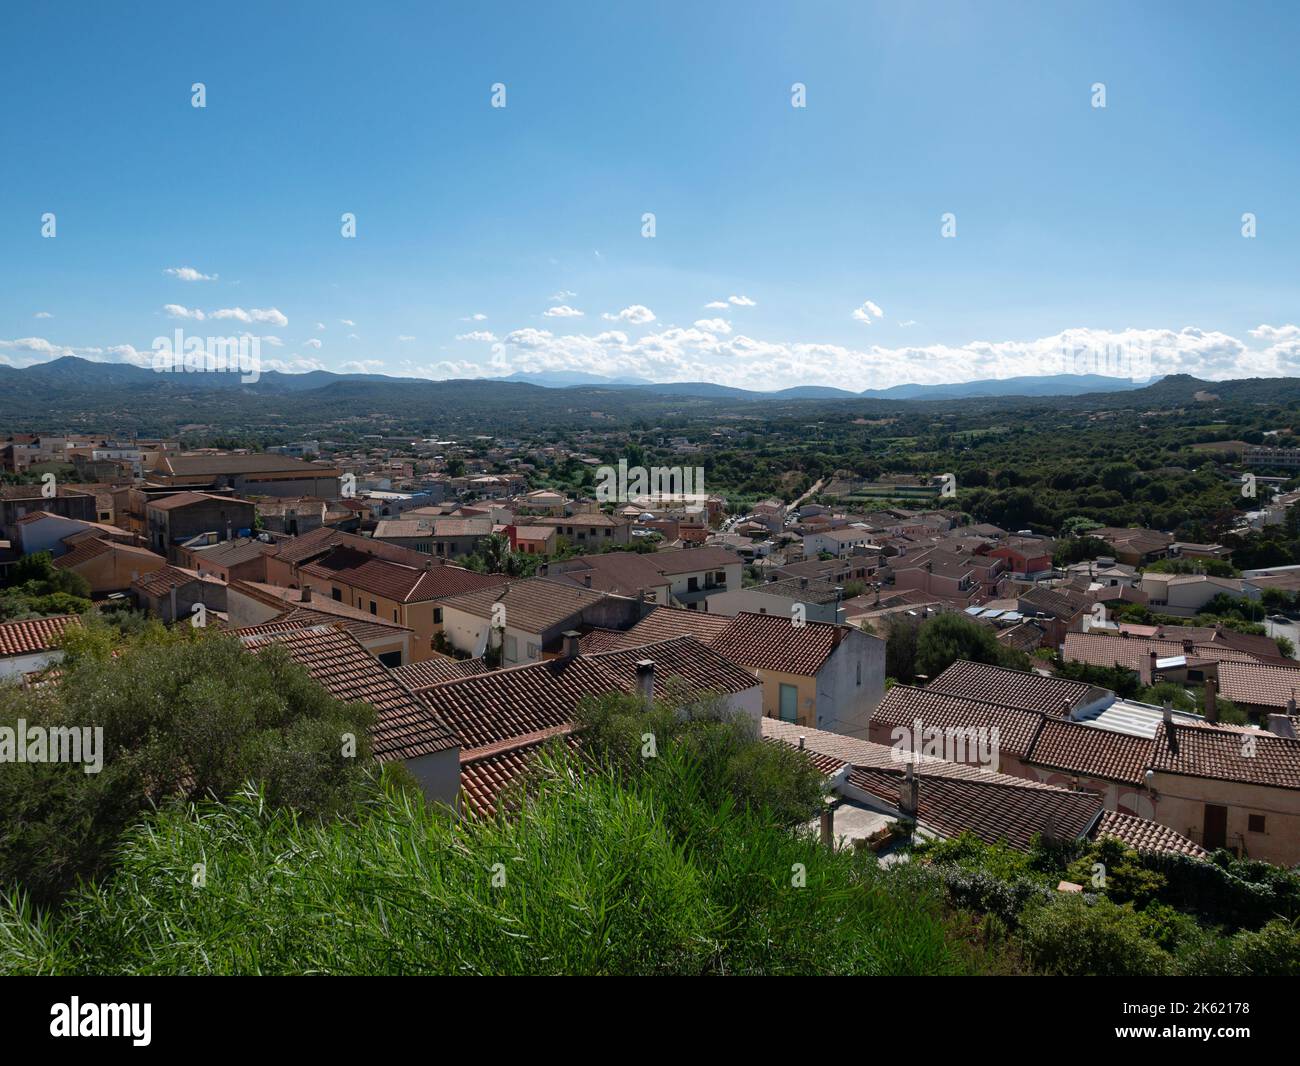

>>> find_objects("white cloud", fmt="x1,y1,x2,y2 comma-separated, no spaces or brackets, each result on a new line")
397,335,416,342
166,305,288,327
602,305,656,325
315,322,326,331
898,320,917,328
303,338,323,349
728,295,757,307
429,322,1293,392
209,307,289,327
264,356,327,374
34,311,53,319
340,319,355,326
341,359,385,373
461,313,488,322
551,290,577,301
852,300,884,324
164,266,217,282
544,305,584,318
694,318,732,334
456,330,498,342
704,301,729,310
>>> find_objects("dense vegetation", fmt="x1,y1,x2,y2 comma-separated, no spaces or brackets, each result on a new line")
1,693,996,976
917,833,1300,976
0,621,376,905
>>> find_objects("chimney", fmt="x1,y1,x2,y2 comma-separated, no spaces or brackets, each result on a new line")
1289,689,1297,716
1267,714,1298,740
1203,678,1218,723
169,584,177,623
800,576,808,589
819,798,835,849
226,519,233,541
798,735,806,750
300,585,312,603
899,763,919,821
1182,639,1194,655
1163,702,1179,755
635,659,655,704
561,629,580,660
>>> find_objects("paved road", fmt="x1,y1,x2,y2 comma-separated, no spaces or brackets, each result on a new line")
1264,616,1300,659
789,477,826,512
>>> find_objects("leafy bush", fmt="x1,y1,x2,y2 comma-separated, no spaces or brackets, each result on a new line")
0,625,376,905
1020,895,1174,976
0,751,999,976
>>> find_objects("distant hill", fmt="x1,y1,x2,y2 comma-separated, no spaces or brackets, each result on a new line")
3,356,1300,440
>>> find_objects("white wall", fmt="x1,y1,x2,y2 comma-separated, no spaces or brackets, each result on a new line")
0,649,63,680
814,629,886,736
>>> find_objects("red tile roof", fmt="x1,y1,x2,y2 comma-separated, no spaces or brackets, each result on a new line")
0,614,80,657
418,636,758,751
438,576,622,633
928,660,1098,716
1062,632,1252,671
846,765,1102,850
1024,717,1154,786
131,564,220,598
1151,721,1300,790
711,612,845,675
872,685,1046,756
239,624,458,761
301,548,506,604
1094,810,1208,858
459,727,579,819
1216,659,1300,711
391,656,489,688
604,605,854,677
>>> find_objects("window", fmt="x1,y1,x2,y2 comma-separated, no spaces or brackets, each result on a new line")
332,588,342,601
527,642,540,660
369,600,377,615
687,576,699,592
1249,814,1266,833
505,635,518,661
434,607,443,624
377,651,403,668
856,662,862,687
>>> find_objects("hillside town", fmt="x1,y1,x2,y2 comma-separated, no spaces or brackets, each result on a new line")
4,430,1298,872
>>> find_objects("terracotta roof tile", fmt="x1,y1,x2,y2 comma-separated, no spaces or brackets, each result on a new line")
0,615,80,657
438,576,622,633
1094,810,1208,858
1216,659,1300,711
419,635,758,750
1025,717,1154,786
847,766,1102,849
929,660,1098,715
239,624,458,760
391,656,489,688
872,685,1046,756
1063,632,1253,671
1151,721,1300,790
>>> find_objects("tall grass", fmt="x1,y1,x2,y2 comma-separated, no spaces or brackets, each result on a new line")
0,746,993,975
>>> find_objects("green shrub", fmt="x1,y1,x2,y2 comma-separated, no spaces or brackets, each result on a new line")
1020,895,1174,976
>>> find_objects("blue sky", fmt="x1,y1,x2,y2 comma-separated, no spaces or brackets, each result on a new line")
2,1,1298,390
